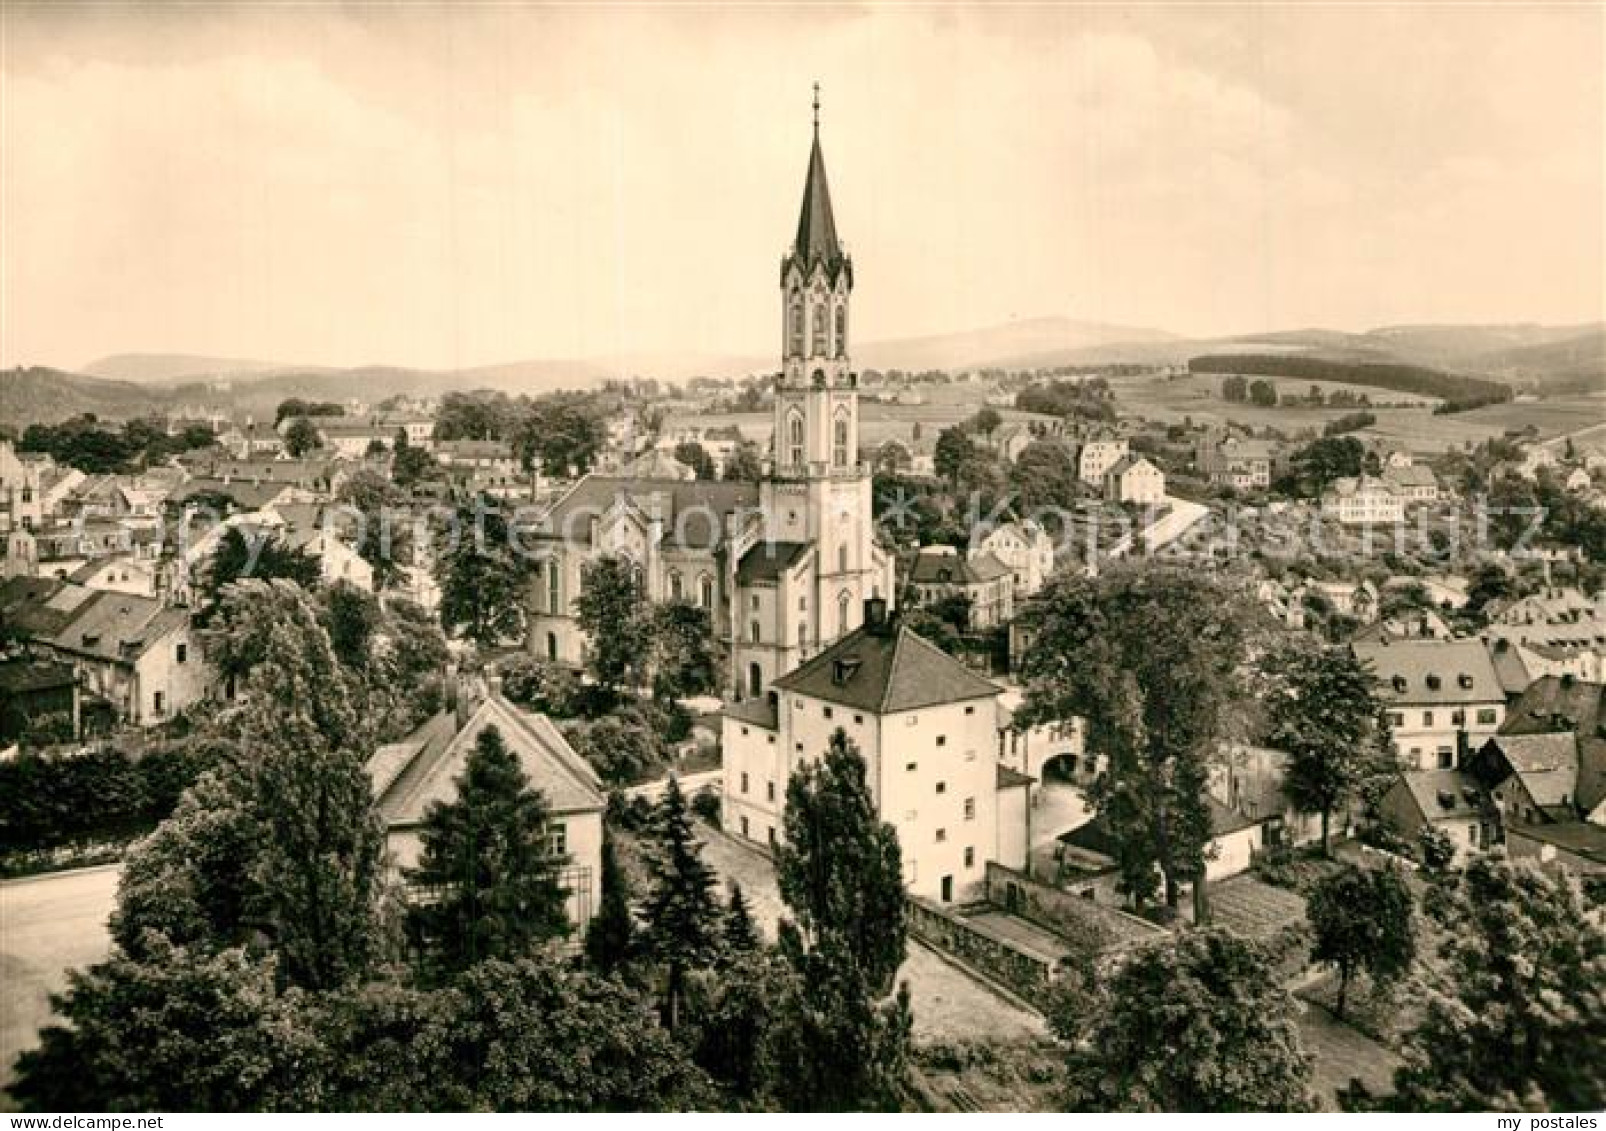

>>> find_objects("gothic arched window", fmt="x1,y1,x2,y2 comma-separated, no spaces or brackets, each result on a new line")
787,410,805,468
789,300,803,357
838,543,848,573
835,305,847,357
750,620,762,643
699,573,715,608
838,590,851,637
748,662,763,698
833,410,850,468
812,304,826,356
668,570,683,602
546,559,561,614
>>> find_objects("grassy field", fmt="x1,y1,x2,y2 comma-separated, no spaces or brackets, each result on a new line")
1110,372,1605,453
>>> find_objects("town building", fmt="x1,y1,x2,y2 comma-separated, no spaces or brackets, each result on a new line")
1355,638,1506,769
1103,454,1165,506
969,519,1054,599
525,111,894,699
0,576,210,727
1077,438,1129,487
1196,436,1280,490
1321,475,1405,525
905,545,1014,629
1381,462,1440,506
721,602,1024,903
1378,768,1490,864
368,689,605,931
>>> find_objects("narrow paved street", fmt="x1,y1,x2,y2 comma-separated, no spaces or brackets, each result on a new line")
0,865,121,1102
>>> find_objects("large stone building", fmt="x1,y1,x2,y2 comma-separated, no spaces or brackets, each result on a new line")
525,110,893,699
722,599,1028,904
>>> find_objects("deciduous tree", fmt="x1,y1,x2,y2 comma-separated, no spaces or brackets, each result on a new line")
1307,863,1416,1018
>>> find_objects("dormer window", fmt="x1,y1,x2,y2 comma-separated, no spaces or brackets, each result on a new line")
832,656,862,685
1392,675,1408,693
1457,673,1474,689
1426,674,1442,691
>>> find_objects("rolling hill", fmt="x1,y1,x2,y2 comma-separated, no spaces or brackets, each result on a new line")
82,353,299,384
0,367,176,427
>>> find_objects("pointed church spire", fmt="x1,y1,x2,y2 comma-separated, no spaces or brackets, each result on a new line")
793,84,843,268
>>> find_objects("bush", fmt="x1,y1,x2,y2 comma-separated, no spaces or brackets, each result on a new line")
689,789,721,827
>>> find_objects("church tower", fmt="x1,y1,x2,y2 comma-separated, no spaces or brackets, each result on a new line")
773,84,857,475
748,87,887,678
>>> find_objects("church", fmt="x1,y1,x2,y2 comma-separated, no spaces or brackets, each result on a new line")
525,104,895,700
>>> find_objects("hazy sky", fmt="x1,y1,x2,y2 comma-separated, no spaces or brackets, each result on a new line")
2,3,1601,372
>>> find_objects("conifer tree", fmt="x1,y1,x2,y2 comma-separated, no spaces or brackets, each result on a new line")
640,776,722,1029
406,724,571,979
774,729,906,994
721,881,762,959
584,830,637,975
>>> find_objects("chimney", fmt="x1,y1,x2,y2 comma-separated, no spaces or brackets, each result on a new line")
863,596,889,634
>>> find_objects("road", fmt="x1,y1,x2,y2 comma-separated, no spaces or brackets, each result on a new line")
0,864,121,1099
1104,495,1210,560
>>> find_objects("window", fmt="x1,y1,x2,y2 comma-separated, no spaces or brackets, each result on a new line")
940,875,953,903
176,643,188,664
812,304,826,356
741,772,750,794
153,691,165,716
964,847,975,868
935,828,947,843
668,571,683,601
767,781,775,802
854,714,863,724
548,822,568,857
838,592,851,636
835,305,846,356
964,798,976,820
1388,712,1405,728
750,621,761,643
748,663,762,698
547,632,559,661
798,622,808,651
936,736,947,747
1437,748,1454,769
906,761,918,772
936,781,947,794
700,574,715,608
1451,709,1465,726
741,815,750,838
789,301,803,356
833,412,849,468
823,707,833,719
787,411,805,467
767,827,777,847
964,705,975,715
750,593,760,610
1477,708,1497,725
1423,711,1435,727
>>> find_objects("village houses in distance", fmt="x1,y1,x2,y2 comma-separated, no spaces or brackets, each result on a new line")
2,91,1604,1115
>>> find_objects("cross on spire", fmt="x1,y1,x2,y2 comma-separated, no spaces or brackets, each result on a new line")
812,82,820,135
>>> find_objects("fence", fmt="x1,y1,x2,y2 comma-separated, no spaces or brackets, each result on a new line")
906,897,1060,1002
984,861,1168,955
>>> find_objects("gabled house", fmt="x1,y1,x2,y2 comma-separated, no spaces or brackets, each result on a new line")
970,519,1055,599
0,577,209,728
1355,638,1506,770
1470,732,1582,833
906,545,1014,629
1378,768,1491,864
1495,675,1606,825
368,690,606,931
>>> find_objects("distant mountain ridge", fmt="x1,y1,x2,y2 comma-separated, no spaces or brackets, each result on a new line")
8,317,1595,429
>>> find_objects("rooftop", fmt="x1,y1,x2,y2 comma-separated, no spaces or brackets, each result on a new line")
773,619,1001,715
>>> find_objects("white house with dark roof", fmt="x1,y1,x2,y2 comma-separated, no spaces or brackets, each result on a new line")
970,519,1054,598
1356,638,1506,770
368,691,606,931
1102,454,1165,506
721,601,1025,904
1378,767,1491,864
